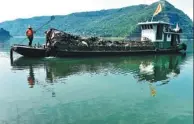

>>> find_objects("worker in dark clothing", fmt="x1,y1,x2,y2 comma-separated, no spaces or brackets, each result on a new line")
26,25,35,46
45,28,53,47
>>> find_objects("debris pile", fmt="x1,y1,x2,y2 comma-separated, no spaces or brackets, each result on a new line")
47,28,155,51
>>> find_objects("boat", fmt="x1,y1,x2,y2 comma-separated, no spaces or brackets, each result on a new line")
10,20,187,58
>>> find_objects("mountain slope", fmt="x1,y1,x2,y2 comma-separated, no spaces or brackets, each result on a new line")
0,28,12,42
0,0,192,38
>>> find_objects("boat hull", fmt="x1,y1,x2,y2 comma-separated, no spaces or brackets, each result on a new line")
11,45,184,58
55,49,182,57
11,45,47,57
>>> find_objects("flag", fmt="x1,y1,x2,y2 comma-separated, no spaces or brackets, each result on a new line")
153,3,162,16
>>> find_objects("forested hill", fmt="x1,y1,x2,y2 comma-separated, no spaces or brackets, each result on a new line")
0,28,12,41
0,0,192,38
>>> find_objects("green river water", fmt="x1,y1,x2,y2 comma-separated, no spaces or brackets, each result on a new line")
0,38,193,124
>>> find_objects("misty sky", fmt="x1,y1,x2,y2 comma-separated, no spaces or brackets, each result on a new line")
0,0,193,23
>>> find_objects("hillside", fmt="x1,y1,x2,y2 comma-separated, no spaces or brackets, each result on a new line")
0,28,12,42
0,0,192,39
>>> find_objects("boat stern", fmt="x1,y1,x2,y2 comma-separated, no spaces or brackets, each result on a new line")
178,43,187,51
10,45,47,57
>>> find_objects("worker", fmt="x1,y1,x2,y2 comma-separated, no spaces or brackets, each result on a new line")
45,28,53,47
26,25,35,46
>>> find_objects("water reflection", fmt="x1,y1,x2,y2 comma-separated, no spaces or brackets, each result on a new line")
149,83,156,97
28,65,35,88
11,54,187,87
136,54,182,84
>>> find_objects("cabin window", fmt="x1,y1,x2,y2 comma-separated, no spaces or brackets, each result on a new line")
142,25,144,29
165,26,168,32
142,25,153,29
168,34,170,37
156,24,163,40
146,25,153,29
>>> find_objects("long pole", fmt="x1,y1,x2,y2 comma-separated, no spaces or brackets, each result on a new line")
35,16,55,32
18,16,55,44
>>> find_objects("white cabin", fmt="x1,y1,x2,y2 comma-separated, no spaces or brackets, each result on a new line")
138,21,182,49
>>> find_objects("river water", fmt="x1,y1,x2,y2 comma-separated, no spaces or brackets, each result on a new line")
0,38,193,124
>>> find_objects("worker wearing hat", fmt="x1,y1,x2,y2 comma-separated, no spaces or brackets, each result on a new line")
26,25,35,46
